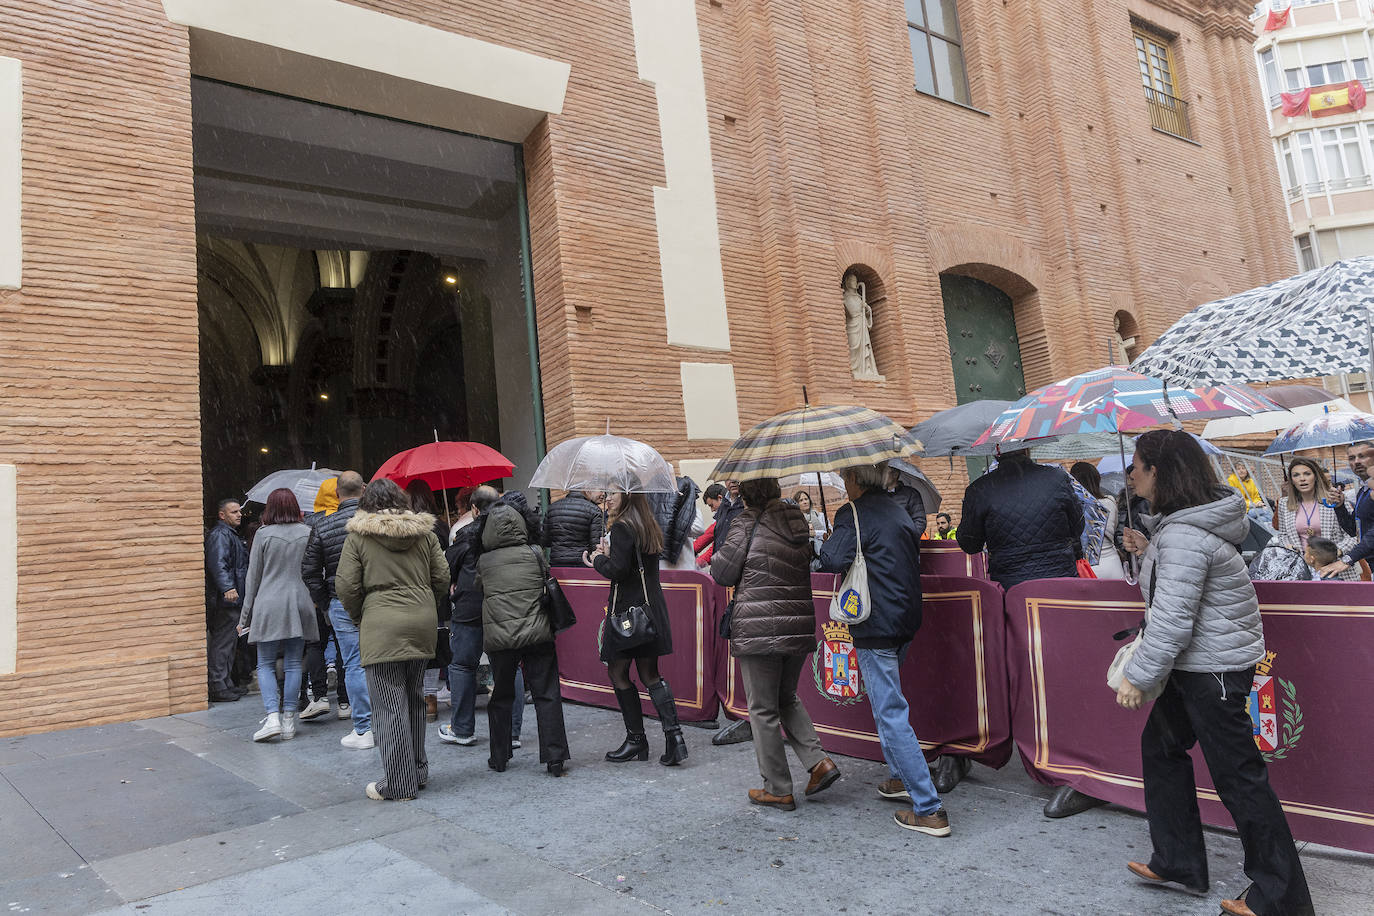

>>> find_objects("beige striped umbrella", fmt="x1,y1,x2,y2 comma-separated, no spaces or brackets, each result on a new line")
709,404,921,482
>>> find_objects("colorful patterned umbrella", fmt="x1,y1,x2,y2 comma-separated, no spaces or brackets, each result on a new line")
1130,257,1374,386
710,404,918,481
971,367,1280,451
1262,411,1374,456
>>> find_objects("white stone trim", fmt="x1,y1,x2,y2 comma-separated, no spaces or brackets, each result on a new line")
162,0,570,143
0,465,16,675
630,0,731,350
0,57,20,290
680,362,741,440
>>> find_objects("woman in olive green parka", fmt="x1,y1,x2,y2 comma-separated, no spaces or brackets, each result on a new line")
335,479,447,801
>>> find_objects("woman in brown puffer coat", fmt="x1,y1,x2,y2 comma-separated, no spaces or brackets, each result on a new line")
711,477,839,811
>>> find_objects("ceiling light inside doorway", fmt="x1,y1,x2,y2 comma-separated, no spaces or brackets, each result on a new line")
319,393,329,401
443,274,459,286
259,447,269,454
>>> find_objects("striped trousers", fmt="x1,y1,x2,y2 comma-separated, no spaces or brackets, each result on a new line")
365,659,428,799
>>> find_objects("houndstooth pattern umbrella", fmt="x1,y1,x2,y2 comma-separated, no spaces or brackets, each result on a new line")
710,404,918,481
1131,257,1374,386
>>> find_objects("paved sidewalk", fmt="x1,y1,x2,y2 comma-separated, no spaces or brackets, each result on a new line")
1,696,1367,915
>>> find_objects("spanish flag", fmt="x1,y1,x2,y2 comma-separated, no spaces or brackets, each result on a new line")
1311,81,1368,117
1264,8,1291,31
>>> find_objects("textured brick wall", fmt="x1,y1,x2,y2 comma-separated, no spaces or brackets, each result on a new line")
0,0,1291,733
0,0,202,734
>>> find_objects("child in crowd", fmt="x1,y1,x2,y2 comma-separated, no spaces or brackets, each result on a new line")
1304,537,1338,575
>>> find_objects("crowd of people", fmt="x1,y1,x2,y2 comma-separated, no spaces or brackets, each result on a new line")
203,434,1342,915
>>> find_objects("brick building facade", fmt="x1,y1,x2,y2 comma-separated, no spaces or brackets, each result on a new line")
0,0,1290,734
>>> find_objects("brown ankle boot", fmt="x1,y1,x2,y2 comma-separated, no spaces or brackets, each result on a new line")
424,694,438,722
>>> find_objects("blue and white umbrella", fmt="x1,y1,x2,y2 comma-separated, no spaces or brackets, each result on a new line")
1263,411,1374,456
1131,257,1374,386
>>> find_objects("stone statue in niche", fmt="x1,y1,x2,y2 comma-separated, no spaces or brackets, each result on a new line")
842,272,884,381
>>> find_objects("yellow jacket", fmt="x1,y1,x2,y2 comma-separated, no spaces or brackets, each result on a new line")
1226,474,1263,510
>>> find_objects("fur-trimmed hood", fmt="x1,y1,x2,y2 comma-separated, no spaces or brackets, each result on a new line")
346,509,438,551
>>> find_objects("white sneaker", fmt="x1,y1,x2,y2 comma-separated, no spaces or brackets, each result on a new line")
280,711,297,740
511,737,521,749
336,703,351,720
299,699,331,721
341,729,375,750
436,687,451,705
437,724,476,746
253,713,282,742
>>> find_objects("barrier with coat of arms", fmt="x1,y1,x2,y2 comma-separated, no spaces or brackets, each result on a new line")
1004,577,1374,855
714,574,1013,767
551,557,1374,855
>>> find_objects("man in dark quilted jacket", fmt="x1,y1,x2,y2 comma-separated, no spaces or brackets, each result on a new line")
956,450,1085,589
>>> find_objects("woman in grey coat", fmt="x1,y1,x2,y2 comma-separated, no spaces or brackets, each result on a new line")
1117,431,1311,916
239,488,318,743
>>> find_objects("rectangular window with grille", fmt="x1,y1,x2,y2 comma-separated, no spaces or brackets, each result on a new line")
1296,233,1317,272
1133,24,1192,141
906,1,971,106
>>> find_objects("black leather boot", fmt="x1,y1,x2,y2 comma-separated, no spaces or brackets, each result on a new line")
1043,785,1106,818
606,687,649,762
648,679,688,767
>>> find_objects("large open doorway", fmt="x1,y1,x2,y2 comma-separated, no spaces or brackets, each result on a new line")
192,79,542,519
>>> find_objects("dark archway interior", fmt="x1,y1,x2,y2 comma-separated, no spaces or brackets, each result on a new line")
191,79,534,521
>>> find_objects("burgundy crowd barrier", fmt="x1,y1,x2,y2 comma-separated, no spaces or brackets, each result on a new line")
552,569,720,722
714,573,1010,768
1004,577,1374,854
553,550,1374,854
918,540,987,579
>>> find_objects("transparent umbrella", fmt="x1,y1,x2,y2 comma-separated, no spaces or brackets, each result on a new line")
529,434,678,494
245,465,339,510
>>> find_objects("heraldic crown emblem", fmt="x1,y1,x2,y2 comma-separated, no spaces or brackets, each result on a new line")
813,621,864,706
1247,651,1303,763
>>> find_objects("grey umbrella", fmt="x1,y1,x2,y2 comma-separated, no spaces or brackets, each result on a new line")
886,458,941,512
906,400,1013,458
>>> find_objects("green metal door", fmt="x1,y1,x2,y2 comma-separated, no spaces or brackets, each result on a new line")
942,275,1026,479
942,274,1026,405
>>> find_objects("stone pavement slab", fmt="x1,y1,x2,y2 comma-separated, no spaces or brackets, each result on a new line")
0,773,87,883
90,799,436,902
1,739,302,861
86,841,511,916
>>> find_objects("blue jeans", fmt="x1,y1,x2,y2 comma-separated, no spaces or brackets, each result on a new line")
255,637,304,715
449,623,523,739
329,599,371,734
857,645,942,816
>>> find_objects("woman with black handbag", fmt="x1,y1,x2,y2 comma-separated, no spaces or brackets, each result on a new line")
583,490,686,766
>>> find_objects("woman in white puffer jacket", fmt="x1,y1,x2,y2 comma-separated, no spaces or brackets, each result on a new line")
1116,430,1312,916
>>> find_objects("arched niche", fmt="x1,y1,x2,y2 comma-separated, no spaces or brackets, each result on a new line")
840,263,891,382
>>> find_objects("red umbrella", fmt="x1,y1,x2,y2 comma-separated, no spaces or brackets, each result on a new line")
372,441,514,491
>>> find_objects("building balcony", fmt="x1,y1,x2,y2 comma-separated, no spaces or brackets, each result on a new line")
1144,87,1192,141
